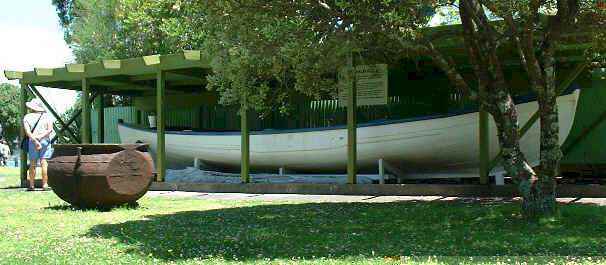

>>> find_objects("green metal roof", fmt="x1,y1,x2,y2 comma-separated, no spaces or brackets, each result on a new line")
3,50,210,95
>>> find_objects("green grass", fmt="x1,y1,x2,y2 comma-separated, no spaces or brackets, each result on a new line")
0,167,20,189
1,169,606,264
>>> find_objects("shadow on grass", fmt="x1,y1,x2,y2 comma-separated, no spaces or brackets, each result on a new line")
0,185,22,190
45,202,142,212
86,200,606,261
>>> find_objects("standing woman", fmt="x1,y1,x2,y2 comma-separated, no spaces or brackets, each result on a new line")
23,98,54,191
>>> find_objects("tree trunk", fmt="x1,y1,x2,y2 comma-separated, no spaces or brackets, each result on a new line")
521,90,559,218
523,52,561,218
458,0,544,219
484,88,539,209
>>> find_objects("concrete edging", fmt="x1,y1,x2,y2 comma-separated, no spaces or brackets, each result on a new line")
149,182,606,198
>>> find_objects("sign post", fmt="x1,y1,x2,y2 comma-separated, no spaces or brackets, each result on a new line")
340,63,388,184
339,64,389,107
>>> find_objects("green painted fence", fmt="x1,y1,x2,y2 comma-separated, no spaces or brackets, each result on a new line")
92,106,138,143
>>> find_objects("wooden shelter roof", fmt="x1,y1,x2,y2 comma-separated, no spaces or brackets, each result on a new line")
3,50,210,95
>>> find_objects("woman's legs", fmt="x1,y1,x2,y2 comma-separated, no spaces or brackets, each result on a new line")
28,159,37,189
40,159,48,188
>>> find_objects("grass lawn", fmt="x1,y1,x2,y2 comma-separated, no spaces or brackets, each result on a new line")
1,169,606,264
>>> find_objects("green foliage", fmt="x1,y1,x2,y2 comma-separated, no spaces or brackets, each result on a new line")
53,1,443,114
589,1,606,66
51,0,77,41
56,0,207,63
0,83,22,142
201,1,441,114
52,1,605,112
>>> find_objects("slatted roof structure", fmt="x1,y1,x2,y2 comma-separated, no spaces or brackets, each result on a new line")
4,51,213,184
4,50,210,95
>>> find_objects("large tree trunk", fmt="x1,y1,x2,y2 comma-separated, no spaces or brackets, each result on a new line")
524,48,561,218
458,0,545,218
526,90,560,217
485,88,542,216
514,0,580,218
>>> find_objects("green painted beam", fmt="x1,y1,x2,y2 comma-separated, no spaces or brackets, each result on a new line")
4,70,23,80
487,62,588,172
90,79,153,91
479,108,490,184
81,78,92,143
241,104,250,183
28,85,80,143
51,111,81,144
156,70,166,182
96,93,105,143
130,72,205,82
347,55,357,184
19,82,28,188
18,51,210,86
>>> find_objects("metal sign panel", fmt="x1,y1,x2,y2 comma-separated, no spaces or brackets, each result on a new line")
338,64,388,107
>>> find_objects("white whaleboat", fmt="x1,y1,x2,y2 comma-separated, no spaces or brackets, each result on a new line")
118,89,580,178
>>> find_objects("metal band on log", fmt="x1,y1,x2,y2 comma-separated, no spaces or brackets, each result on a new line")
48,144,154,208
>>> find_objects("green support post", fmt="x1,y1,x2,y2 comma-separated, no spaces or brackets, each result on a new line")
95,93,104,143
347,55,357,184
241,103,250,183
81,78,92,143
479,108,490,184
19,82,28,188
156,70,166,182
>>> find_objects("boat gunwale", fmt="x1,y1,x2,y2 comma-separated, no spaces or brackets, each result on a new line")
118,86,580,136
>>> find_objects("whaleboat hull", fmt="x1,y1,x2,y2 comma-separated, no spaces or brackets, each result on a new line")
118,90,580,177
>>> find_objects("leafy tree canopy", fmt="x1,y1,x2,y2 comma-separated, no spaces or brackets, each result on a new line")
54,0,207,63
0,83,25,142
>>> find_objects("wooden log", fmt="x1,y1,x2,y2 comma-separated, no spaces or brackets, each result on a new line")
47,144,154,208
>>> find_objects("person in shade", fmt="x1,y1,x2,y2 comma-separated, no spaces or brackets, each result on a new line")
0,139,10,166
23,98,55,191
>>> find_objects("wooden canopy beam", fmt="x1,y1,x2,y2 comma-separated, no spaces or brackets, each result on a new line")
478,97,490,184
241,103,250,183
156,70,167,182
130,72,205,82
4,71,23,80
14,51,210,88
95,93,105,143
90,79,153,91
81,78,92,143
347,54,357,184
